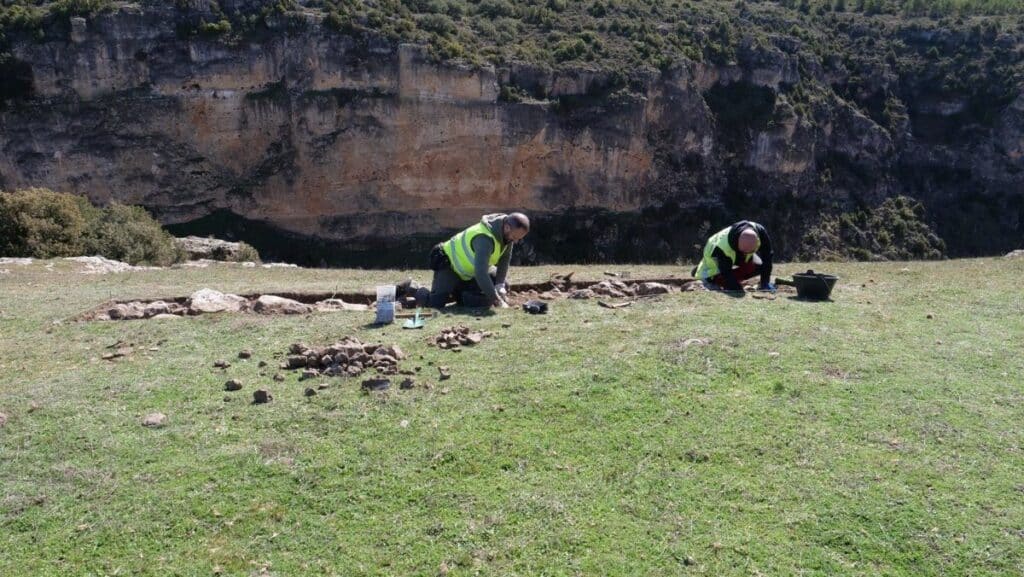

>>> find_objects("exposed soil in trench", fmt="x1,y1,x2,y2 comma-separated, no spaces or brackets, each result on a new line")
75,275,700,321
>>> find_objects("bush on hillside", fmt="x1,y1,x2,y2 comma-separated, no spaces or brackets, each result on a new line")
798,196,946,261
0,188,97,257
84,202,185,266
0,188,185,266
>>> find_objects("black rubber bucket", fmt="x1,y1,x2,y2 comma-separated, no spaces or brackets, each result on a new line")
776,270,838,301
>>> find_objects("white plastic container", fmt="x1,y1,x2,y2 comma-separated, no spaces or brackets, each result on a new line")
375,285,397,324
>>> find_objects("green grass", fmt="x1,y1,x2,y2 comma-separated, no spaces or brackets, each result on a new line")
1,258,1023,575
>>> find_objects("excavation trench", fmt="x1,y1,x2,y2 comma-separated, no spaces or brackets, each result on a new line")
75,276,699,321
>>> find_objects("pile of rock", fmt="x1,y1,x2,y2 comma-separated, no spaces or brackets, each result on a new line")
92,288,374,320
430,325,493,350
281,338,407,378
107,300,188,320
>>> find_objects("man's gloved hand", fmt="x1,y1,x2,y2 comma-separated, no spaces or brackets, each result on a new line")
496,283,508,297
759,282,777,293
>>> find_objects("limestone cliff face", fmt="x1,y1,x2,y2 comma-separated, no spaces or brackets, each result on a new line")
1,5,1021,265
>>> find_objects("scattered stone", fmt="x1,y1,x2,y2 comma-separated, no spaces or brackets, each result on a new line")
213,359,231,369
142,301,172,317
224,379,243,391
598,300,633,309
304,387,317,397
141,413,167,428
66,256,154,274
151,313,182,320
188,289,247,314
1005,249,1024,258
317,383,330,390
272,373,285,382
285,355,307,369
300,369,320,381
400,419,410,428
252,389,272,404
683,555,696,566
680,338,710,348
432,325,493,349
258,360,267,368
400,378,416,390
253,295,313,315
926,313,935,319
636,282,673,296
315,298,370,312
569,289,596,300
361,378,391,392
108,302,146,320
238,349,253,359
438,366,452,381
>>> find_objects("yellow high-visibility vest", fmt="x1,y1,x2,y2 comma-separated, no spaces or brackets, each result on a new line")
695,225,760,279
441,220,505,281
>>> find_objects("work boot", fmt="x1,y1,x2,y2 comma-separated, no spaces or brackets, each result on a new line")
414,287,430,308
395,278,419,299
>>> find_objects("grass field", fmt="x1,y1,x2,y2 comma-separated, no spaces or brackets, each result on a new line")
1,258,1022,576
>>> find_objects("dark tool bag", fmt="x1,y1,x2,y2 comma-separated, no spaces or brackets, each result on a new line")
429,243,451,271
522,300,548,315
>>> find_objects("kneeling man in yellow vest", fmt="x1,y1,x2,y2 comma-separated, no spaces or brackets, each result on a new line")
425,213,530,309
693,220,776,293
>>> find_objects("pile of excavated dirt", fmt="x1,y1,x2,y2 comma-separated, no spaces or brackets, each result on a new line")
280,338,408,379
430,325,494,351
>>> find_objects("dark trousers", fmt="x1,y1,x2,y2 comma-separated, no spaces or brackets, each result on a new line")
711,260,763,288
427,244,491,308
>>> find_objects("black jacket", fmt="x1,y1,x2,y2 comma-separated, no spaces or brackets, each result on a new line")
711,221,774,290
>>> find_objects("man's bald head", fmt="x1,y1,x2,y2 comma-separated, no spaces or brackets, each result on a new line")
738,228,759,254
503,212,530,243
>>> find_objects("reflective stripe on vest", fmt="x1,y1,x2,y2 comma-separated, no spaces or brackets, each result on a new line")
442,221,504,281
695,225,759,279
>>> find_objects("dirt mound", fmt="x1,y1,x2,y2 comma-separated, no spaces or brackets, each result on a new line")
430,325,494,350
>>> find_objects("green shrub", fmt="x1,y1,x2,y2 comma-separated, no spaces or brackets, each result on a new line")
233,241,261,263
84,203,185,266
0,188,185,266
799,196,947,261
0,188,95,258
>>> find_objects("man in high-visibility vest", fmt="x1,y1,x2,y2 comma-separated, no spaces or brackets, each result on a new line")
693,220,776,292
423,213,530,309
